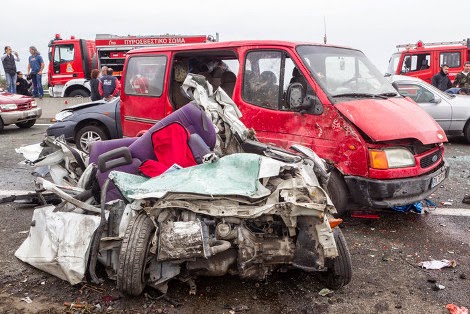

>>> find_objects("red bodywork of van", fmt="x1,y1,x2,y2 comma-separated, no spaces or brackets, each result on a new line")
120,41,449,209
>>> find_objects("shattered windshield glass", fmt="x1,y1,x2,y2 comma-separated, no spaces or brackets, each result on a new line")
296,45,397,99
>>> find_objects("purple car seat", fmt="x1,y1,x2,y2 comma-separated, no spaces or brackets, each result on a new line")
88,101,216,202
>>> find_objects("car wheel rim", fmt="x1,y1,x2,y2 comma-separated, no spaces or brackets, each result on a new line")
80,131,101,152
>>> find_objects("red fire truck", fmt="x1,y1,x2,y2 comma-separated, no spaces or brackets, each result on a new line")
47,33,217,97
386,39,470,84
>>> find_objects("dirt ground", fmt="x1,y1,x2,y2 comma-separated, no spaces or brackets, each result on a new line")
1,203,468,314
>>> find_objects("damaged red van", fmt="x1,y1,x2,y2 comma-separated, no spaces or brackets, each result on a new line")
119,40,449,214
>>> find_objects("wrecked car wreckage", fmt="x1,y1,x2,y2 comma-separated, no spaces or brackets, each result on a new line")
15,74,352,296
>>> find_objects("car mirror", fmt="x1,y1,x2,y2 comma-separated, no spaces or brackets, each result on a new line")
431,95,442,104
286,83,323,115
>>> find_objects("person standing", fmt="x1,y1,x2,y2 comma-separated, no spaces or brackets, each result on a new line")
90,69,101,101
431,64,452,91
98,67,121,100
27,46,45,99
452,61,470,88
1,46,20,93
100,66,108,79
16,71,32,96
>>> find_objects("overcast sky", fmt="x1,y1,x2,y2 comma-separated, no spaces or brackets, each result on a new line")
2,0,470,75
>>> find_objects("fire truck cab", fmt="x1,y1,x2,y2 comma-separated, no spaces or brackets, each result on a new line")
386,39,470,84
47,34,217,98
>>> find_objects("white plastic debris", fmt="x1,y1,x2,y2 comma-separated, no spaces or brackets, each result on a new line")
21,297,32,304
418,259,457,269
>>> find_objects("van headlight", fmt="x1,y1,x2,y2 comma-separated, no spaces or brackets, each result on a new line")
369,148,415,169
55,110,73,121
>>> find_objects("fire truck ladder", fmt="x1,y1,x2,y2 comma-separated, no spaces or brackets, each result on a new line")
396,39,470,49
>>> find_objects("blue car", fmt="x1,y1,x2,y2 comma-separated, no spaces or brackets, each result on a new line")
46,98,122,152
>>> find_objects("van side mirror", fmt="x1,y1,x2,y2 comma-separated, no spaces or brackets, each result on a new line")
286,83,323,115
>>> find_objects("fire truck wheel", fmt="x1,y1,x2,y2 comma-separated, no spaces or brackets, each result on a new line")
322,228,352,290
75,125,109,153
15,119,36,129
69,89,90,98
464,122,470,143
327,170,350,217
117,213,156,296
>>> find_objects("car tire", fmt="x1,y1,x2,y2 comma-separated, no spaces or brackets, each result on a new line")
75,125,109,153
117,213,156,296
69,89,90,98
0,118,4,132
15,119,36,129
464,122,470,143
327,170,350,216
322,228,352,290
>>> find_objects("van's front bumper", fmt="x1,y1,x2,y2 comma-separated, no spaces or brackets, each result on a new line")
344,160,450,208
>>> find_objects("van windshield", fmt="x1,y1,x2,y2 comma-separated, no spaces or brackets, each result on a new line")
297,45,397,99
386,53,401,76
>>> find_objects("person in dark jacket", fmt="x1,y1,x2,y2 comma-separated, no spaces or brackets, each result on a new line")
98,68,121,100
90,69,101,101
2,46,20,93
431,64,452,91
15,71,32,96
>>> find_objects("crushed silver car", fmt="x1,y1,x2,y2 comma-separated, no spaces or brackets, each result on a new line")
15,74,352,295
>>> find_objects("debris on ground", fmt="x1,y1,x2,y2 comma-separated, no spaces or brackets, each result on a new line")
446,304,469,314
462,195,470,204
418,259,457,269
433,283,445,291
20,297,32,304
318,288,334,296
223,304,250,312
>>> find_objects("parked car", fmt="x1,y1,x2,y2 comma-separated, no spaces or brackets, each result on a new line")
390,75,470,142
0,91,41,131
46,98,122,152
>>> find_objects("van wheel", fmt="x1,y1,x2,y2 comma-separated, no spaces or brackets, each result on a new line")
75,125,108,153
327,170,350,216
322,228,352,290
117,213,156,296
69,89,90,98
15,119,36,129
464,122,470,143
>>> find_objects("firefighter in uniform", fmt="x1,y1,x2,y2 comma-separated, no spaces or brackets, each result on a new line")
98,67,121,100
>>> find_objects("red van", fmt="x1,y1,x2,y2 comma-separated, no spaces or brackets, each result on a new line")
119,40,449,214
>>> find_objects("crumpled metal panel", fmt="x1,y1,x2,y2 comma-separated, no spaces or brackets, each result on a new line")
15,205,101,285
110,153,270,201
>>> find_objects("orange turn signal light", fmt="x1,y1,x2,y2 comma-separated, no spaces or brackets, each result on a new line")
369,149,389,169
328,218,343,229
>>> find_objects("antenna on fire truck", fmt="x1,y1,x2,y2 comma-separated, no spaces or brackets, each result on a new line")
323,16,327,44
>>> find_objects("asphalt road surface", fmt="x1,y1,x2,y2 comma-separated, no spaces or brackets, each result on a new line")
0,123,468,313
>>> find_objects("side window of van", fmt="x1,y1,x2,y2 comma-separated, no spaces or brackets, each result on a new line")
401,54,430,73
243,50,313,111
124,56,167,97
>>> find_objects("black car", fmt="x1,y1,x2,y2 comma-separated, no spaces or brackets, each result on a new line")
46,98,122,152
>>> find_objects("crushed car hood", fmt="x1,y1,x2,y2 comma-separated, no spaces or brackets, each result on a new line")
62,100,107,112
335,97,447,144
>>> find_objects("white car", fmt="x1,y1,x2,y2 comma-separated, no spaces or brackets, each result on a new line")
390,75,470,142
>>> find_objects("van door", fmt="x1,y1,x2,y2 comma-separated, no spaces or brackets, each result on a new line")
236,49,337,155
120,54,169,137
